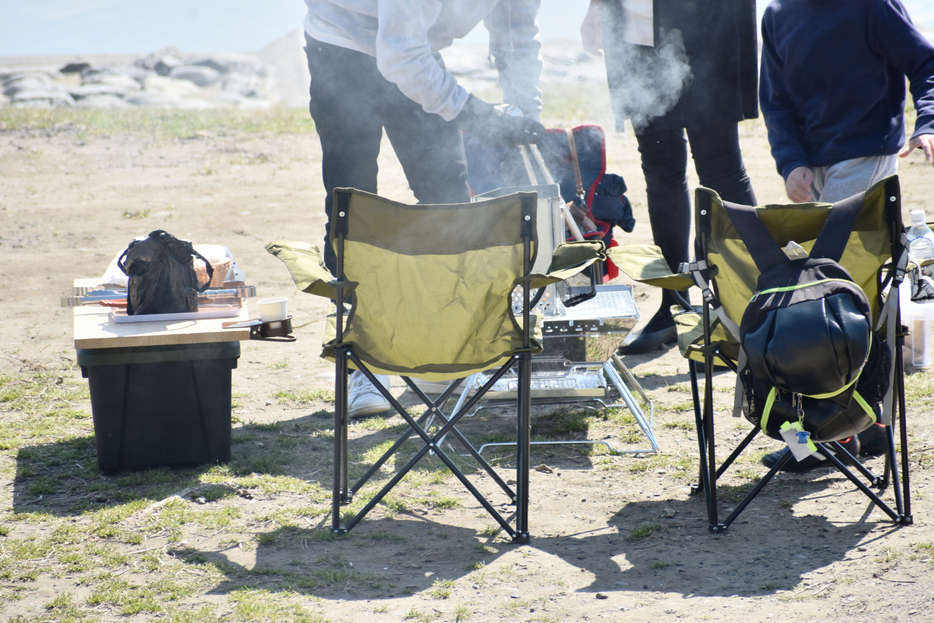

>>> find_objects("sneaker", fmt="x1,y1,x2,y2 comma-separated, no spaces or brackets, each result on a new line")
761,435,860,473
858,423,889,457
347,371,391,419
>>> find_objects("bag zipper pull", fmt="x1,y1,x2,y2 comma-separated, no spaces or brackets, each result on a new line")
794,392,805,424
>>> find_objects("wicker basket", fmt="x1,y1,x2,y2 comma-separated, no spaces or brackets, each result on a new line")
195,258,232,288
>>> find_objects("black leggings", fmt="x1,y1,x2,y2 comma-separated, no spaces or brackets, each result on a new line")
636,123,757,275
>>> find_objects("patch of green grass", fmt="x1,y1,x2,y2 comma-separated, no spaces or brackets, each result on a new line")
627,453,694,477
662,419,695,431
904,369,934,408
735,469,762,481
227,588,328,622
275,389,334,404
432,496,462,510
649,560,671,569
876,547,901,563
429,578,455,599
84,573,192,616
628,522,663,540
268,360,290,369
666,383,691,393
604,407,637,426
361,529,408,542
122,208,150,219
404,608,436,622
0,107,317,139
196,505,241,530
351,415,397,431
716,483,757,503
477,525,501,537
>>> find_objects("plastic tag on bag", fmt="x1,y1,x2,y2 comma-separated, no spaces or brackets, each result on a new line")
783,240,808,260
779,420,819,462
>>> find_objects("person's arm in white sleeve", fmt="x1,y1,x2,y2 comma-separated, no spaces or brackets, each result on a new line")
374,0,469,121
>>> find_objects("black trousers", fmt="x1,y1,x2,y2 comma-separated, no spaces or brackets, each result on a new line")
304,34,471,273
636,123,757,274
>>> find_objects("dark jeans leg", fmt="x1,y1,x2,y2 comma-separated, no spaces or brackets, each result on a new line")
383,97,470,205
636,122,756,322
686,123,757,206
636,126,691,274
305,35,384,274
304,35,470,274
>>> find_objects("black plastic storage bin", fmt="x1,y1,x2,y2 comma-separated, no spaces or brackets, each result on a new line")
77,341,240,473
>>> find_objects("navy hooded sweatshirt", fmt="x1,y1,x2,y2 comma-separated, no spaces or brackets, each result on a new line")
760,0,934,180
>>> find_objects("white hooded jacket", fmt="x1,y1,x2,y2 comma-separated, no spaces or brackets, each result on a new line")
304,0,543,121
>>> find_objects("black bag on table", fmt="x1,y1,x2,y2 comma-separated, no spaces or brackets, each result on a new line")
118,230,212,315
725,195,889,443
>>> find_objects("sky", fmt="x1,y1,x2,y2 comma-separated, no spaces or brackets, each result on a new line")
0,0,931,57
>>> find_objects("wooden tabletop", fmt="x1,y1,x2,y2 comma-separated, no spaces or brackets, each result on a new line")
73,278,253,349
74,305,252,350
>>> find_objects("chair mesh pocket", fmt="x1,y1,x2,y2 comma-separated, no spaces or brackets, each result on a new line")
910,264,934,302
557,271,596,307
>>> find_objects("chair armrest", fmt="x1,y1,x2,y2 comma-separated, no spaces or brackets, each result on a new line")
265,241,355,301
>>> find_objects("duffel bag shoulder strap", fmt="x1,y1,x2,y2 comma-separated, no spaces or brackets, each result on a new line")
809,191,866,262
721,200,789,273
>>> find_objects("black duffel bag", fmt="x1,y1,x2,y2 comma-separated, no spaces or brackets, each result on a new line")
118,230,212,315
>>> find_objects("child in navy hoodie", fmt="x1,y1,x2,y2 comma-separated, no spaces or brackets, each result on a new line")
760,0,934,203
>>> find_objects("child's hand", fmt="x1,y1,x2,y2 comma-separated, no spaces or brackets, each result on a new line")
899,134,934,168
785,166,814,203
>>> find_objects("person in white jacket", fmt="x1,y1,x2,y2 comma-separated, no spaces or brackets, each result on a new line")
303,0,546,417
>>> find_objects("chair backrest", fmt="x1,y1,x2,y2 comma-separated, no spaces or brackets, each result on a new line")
331,188,538,380
695,176,902,331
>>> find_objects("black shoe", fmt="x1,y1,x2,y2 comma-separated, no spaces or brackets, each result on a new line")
761,436,860,473
619,306,678,354
619,325,677,354
858,424,888,457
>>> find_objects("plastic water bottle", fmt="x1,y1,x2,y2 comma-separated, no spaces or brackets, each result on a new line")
907,210,934,260
906,210,934,366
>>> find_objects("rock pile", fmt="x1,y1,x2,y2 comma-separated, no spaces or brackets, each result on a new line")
1,48,273,109
0,33,605,110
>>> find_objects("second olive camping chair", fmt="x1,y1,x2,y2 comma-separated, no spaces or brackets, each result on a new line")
267,188,604,542
677,175,913,531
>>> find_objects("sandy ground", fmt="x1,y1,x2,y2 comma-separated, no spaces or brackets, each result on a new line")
2,112,934,622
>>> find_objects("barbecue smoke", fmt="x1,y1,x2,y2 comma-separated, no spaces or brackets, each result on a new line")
602,27,692,132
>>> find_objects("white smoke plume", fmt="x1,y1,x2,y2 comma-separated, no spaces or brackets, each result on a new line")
603,27,693,132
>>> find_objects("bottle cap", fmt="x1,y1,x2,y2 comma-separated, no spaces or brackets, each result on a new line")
911,210,927,224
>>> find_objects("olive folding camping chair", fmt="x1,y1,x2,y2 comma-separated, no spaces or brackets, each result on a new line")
608,175,913,532
267,188,604,542
683,176,912,531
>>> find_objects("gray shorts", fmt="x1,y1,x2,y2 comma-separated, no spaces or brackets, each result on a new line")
810,155,899,203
